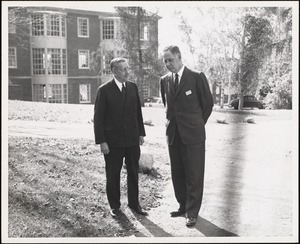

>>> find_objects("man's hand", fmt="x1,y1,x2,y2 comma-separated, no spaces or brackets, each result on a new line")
100,142,110,154
139,136,144,146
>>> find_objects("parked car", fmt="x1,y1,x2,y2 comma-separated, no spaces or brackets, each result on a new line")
230,95,264,110
144,96,164,108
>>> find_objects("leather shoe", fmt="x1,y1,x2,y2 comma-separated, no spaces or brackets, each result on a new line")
186,217,197,227
109,208,120,217
129,205,148,216
170,209,185,217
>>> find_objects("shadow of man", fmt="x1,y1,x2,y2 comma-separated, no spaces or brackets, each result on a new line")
130,211,173,237
113,211,148,237
195,216,239,237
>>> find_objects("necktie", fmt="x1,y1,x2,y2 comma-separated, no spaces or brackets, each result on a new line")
174,73,179,91
122,83,126,98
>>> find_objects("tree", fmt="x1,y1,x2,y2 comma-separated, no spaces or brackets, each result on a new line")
90,7,163,106
115,7,164,106
257,7,292,109
176,7,274,109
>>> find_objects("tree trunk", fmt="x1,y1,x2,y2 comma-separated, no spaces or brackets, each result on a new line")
227,71,231,105
137,7,145,106
220,80,224,108
238,18,246,110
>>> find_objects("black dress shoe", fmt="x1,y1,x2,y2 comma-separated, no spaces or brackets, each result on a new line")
186,217,197,227
129,205,148,216
109,208,120,217
170,209,185,217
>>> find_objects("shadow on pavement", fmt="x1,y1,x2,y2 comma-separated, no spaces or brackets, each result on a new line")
115,211,147,237
196,216,239,237
131,211,173,237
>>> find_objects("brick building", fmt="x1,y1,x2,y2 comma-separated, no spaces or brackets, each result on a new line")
8,6,160,104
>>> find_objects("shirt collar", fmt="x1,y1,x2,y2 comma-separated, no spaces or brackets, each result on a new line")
114,77,125,91
173,65,185,79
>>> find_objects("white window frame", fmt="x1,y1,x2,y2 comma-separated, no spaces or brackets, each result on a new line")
102,19,114,40
143,83,150,98
9,47,17,68
77,17,89,38
78,50,90,69
46,14,60,36
62,49,67,75
140,22,149,41
32,48,46,75
47,48,61,75
31,13,45,36
79,84,91,103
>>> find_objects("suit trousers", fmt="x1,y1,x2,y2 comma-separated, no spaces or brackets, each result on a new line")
168,126,205,218
104,146,140,210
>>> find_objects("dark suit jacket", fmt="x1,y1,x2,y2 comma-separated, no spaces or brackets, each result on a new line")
160,67,213,145
94,79,146,147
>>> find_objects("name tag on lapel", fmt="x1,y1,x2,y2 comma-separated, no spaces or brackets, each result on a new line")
185,90,192,96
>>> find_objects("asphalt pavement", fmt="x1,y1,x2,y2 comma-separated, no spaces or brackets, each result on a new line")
6,111,297,241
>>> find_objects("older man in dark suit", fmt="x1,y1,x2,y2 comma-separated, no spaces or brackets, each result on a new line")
160,46,214,227
94,58,147,217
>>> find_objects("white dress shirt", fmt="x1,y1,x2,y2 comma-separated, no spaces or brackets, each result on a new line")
114,77,126,91
173,65,185,85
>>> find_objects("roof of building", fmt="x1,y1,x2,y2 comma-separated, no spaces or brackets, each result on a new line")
12,6,118,18
9,6,160,20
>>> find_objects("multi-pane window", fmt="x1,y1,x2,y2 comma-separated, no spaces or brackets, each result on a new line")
143,84,150,98
78,17,89,37
48,84,62,103
103,52,114,75
63,84,67,103
33,84,67,103
31,14,44,36
33,84,47,102
9,47,17,68
33,48,66,75
79,84,91,103
47,15,60,36
78,50,90,69
140,23,149,40
47,48,61,74
8,10,16,34
61,16,66,37
62,49,67,75
31,14,66,37
102,20,114,39
32,48,45,75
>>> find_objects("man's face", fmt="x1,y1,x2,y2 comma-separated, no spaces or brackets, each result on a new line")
113,61,129,83
163,50,183,73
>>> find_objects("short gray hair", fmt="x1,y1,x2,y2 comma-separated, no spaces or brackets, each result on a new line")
163,45,181,59
110,57,128,71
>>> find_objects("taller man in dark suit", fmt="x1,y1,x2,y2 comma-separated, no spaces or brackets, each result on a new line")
94,58,147,217
160,46,214,227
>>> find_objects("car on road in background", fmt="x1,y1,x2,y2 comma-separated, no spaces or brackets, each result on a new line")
230,95,264,110
144,96,164,108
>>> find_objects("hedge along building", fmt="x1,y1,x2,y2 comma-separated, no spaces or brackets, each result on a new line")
8,6,160,104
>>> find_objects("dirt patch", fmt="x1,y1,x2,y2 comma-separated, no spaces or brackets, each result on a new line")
8,136,168,237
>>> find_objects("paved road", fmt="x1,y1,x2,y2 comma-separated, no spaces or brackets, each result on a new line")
7,118,296,241
8,120,94,139
141,119,294,240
